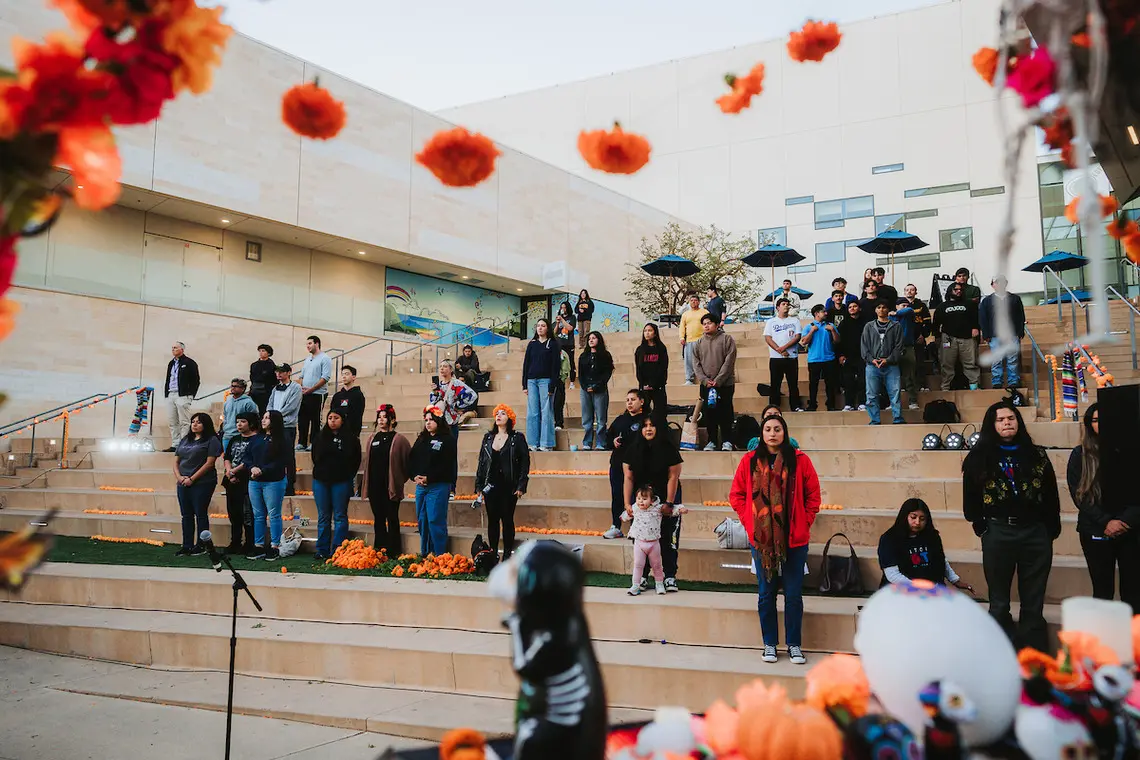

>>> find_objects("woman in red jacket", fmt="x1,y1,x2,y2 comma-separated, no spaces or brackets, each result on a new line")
728,414,821,666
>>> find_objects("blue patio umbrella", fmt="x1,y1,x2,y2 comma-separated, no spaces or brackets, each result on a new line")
857,230,929,283
764,286,815,301
641,254,701,315
1022,250,1089,273
741,245,806,301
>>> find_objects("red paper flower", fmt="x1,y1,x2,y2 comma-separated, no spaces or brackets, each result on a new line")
1108,218,1140,240
282,82,347,140
0,235,16,299
1006,46,1056,108
4,33,113,132
1042,108,1073,149
787,20,842,63
577,123,651,175
716,63,765,114
416,127,501,187
85,22,178,125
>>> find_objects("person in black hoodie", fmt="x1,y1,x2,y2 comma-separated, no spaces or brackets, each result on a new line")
245,410,289,561
575,289,595,350
1067,403,1140,612
578,331,615,451
311,409,363,559
877,498,973,591
410,406,458,556
522,318,559,451
837,300,866,411
329,365,366,438
554,302,578,382
634,323,669,414
623,413,684,592
963,401,1060,653
602,389,647,539
933,281,981,390
222,411,261,554
475,404,530,560
249,344,277,415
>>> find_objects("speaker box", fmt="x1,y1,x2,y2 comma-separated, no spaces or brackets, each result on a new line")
1097,384,1140,507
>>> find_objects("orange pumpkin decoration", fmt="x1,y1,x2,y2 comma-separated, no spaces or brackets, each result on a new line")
736,701,842,760
577,123,651,175
972,47,1000,85
416,127,501,187
440,727,486,760
282,82,347,140
787,20,842,63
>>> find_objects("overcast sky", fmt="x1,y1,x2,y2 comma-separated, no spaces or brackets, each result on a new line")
212,0,944,111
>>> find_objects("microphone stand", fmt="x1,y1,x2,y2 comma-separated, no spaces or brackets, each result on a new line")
212,549,261,760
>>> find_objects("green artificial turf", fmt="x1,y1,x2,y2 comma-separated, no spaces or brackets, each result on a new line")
44,535,760,593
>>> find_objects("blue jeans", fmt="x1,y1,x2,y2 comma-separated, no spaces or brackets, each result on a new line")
450,424,460,492
176,477,215,550
865,363,902,424
750,543,809,647
415,481,451,556
579,388,609,449
989,337,1021,388
313,478,353,557
248,478,286,548
526,378,555,449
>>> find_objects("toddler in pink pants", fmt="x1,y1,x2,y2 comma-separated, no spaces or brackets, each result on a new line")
622,485,686,596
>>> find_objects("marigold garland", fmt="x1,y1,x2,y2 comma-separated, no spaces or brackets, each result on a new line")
91,534,164,546
281,81,346,140
326,539,385,570
415,126,501,187
531,470,608,476
577,123,651,175
1065,194,1118,224
83,508,147,515
703,500,842,510
97,486,154,493
787,20,843,63
407,552,475,578
716,62,765,114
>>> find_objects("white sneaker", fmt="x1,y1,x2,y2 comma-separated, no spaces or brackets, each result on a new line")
603,525,623,539
703,442,716,451
793,407,805,413
908,403,920,410
788,645,807,665
721,442,733,451
857,404,867,411
762,645,778,663
554,426,562,431
842,405,854,412
627,584,641,596
684,380,696,386
655,582,666,595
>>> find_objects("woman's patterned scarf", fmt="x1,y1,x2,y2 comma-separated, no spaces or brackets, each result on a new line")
752,452,788,581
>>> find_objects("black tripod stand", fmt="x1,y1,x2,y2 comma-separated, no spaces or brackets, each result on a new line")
200,530,261,760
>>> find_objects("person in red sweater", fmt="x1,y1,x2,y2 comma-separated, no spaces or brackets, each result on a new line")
728,414,821,666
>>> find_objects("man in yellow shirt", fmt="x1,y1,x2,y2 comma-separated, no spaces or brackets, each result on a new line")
678,292,709,386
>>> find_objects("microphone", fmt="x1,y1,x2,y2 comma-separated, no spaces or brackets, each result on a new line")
199,530,224,572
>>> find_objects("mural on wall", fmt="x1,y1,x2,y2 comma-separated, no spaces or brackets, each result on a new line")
384,269,520,346
554,293,630,334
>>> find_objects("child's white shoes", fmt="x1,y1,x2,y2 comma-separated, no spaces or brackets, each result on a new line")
655,581,666,595
627,584,641,596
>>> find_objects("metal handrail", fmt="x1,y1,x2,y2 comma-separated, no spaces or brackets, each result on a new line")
1070,342,1113,397
196,347,350,403
1023,324,1055,415
1103,285,1137,370
1042,265,1089,338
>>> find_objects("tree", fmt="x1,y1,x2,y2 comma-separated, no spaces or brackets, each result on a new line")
625,222,765,319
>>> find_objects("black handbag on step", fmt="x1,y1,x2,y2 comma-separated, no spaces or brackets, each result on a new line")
817,532,865,596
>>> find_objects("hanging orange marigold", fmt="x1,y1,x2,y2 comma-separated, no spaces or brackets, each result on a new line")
716,62,765,114
162,1,233,95
55,125,123,210
282,82,347,140
416,127,501,187
1107,218,1139,240
1065,194,1118,224
1123,230,1140,264
972,47,1000,85
577,123,651,175
787,20,842,63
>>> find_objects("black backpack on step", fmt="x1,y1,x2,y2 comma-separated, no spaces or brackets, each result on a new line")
923,399,961,424
731,414,762,451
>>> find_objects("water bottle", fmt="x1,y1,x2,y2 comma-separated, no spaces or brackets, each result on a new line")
293,503,303,525
707,387,718,409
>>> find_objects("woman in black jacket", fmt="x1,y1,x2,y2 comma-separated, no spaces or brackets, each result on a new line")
246,410,289,561
962,401,1060,653
575,289,595,349
474,404,530,559
522,318,558,452
555,302,578,382
877,498,973,592
634,323,669,415
249,344,277,415
578,331,615,451
1067,403,1140,612
311,409,363,559
410,406,458,556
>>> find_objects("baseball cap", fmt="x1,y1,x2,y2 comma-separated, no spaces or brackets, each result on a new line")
275,362,291,373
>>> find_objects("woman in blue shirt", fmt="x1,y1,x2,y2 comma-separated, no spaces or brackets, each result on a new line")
172,412,222,556
245,410,289,560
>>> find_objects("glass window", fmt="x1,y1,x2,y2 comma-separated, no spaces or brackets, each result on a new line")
907,254,942,270
816,241,846,264
815,199,844,223
905,208,938,220
786,195,814,206
846,238,872,248
872,163,904,174
758,226,787,247
904,183,970,198
970,186,1005,197
939,227,974,251
1038,162,1064,186
815,219,845,230
875,213,906,235
788,264,816,274
844,195,875,219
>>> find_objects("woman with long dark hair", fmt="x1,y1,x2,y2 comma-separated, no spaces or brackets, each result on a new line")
877,498,973,591
728,414,821,665
555,301,578,384
474,404,530,560
963,401,1060,652
311,409,363,559
1068,403,1140,612
410,406,457,556
575,289,595,350
362,404,411,558
522,318,558,451
622,413,684,592
634,323,669,414
172,411,222,556
578,331,614,451
246,409,289,560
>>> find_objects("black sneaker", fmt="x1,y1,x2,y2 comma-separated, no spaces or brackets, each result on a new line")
664,577,679,593
223,543,242,554
246,549,267,560
263,548,280,561
174,547,190,557
188,546,206,556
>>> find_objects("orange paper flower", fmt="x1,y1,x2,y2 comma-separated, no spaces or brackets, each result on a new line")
1072,32,1091,48
161,0,233,95
577,123,651,175
440,728,486,760
1065,194,1118,224
972,47,1000,85
280,566,287,574
1107,219,1139,240
703,700,741,756
0,299,20,342
49,0,103,35
282,82,347,140
716,63,765,114
326,539,385,570
416,127,501,187
787,20,842,63
805,654,871,717
55,125,123,210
